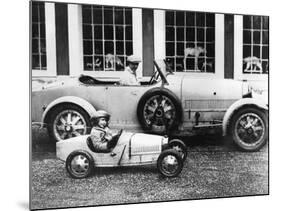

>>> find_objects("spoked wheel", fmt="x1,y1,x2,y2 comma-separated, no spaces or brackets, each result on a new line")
66,151,94,179
137,89,182,134
157,149,183,177
230,107,268,151
48,104,91,142
169,139,187,161
144,95,176,133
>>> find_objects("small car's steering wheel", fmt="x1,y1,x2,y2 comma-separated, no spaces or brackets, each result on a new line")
117,129,123,138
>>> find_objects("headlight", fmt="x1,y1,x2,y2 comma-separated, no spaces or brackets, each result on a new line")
252,89,269,105
242,81,252,96
162,137,169,145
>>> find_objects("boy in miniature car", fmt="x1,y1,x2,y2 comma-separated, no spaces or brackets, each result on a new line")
89,110,122,154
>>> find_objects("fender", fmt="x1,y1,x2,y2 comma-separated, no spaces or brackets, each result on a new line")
222,97,268,136
42,96,97,124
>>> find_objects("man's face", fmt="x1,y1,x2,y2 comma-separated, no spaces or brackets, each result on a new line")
129,62,139,72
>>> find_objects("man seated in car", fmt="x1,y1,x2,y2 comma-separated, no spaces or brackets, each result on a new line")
89,110,122,154
119,55,142,86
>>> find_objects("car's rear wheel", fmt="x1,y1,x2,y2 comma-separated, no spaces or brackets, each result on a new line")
137,88,182,134
48,104,91,142
168,139,187,161
66,150,94,179
230,107,268,151
157,149,183,177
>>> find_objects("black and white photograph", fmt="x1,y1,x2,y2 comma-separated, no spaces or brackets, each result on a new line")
30,0,269,210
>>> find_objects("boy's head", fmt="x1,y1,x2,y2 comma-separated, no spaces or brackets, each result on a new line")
97,117,107,129
91,110,110,128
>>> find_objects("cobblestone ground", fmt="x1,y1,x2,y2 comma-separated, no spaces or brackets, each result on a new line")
31,126,268,210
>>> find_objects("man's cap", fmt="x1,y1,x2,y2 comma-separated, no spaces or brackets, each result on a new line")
127,55,141,64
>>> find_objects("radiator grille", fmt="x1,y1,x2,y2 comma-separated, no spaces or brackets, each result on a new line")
131,145,161,154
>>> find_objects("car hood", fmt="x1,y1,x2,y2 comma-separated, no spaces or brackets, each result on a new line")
130,133,167,155
166,73,249,100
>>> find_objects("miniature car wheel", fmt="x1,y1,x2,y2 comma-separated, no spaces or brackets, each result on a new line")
137,88,182,134
168,139,187,161
230,107,268,152
66,150,94,179
48,104,91,142
157,149,183,177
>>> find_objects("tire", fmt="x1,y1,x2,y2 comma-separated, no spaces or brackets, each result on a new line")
230,107,268,152
168,139,187,161
157,149,183,177
48,104,91,142
66,150,94,179
137,88,182,134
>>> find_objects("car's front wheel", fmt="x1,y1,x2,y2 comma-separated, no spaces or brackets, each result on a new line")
66,150,94,179
48,104,91,142
168,139,187,161
230,107,268,151
157,149,183,177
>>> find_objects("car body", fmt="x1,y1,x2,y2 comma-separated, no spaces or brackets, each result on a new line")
56,131,186,178
32,60,268,151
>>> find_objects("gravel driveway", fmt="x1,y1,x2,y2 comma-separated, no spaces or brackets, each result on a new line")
31,127,268,210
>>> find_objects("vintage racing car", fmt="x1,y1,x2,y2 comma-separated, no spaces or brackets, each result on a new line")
56,130,187,178
32,60,268,151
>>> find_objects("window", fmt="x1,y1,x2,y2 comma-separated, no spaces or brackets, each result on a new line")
32,2,47,70
82,5,133,71
243,16,269,74
165,11,215,72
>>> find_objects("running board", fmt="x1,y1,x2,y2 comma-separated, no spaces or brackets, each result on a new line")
193,123,222,129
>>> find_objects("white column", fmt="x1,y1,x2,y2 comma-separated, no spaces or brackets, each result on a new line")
68,4,83,76
215,14,224,79
33,2,56,77
132,8,143,77
234,15,243,80
154,10,165,60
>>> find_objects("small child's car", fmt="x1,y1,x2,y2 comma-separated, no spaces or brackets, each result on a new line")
56,130,187,178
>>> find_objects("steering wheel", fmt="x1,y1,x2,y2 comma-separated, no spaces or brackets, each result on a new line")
164,59,174,74
117,129,123,138
149,70,160,85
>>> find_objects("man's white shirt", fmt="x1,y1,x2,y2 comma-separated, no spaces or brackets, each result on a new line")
119,66,140,85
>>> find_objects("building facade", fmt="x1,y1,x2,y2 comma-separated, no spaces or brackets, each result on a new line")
31,1,269,90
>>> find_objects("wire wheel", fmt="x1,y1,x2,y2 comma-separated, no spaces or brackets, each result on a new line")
231,107,268,151
137,88,182,134
48,104,91,142
235,113,265,146
53,110,87,141
143,95,176,133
